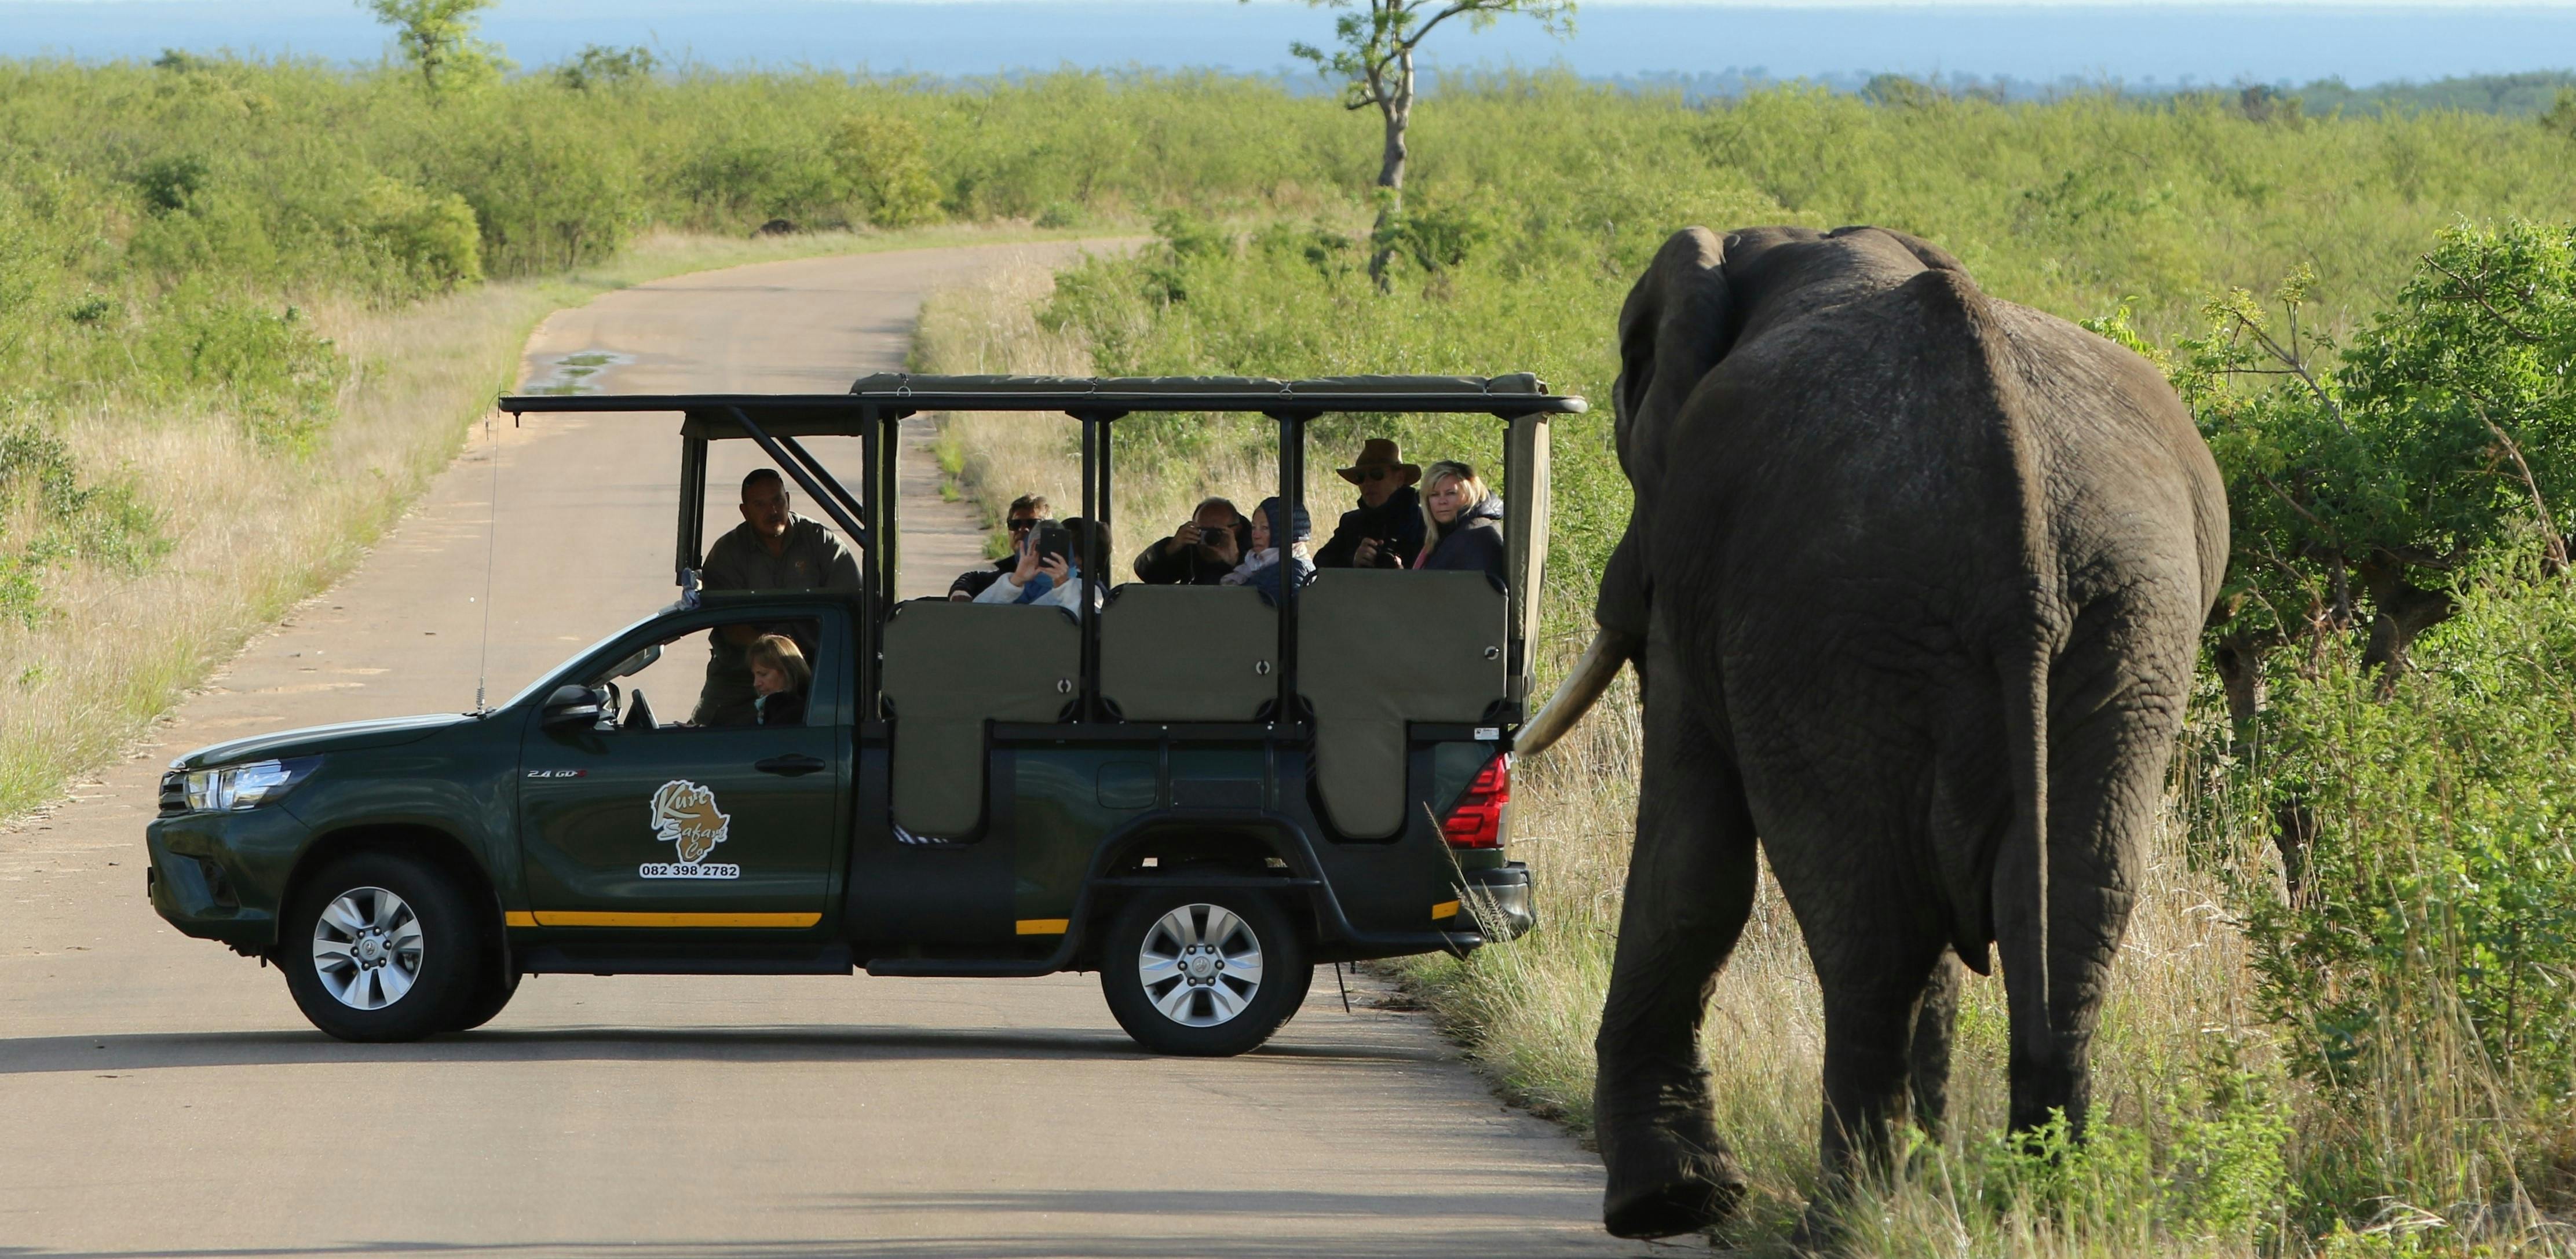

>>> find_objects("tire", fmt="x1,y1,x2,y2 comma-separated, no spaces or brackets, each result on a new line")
447,966,521,1033
1100,888,1311,1056
279,851,480,1042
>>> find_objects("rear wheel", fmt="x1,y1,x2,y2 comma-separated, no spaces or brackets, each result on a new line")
279,851,478,1042
1101,889,1310,1056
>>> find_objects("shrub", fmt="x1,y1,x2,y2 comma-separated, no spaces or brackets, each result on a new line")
2237,566,2576,1214
355,176,483,295
826,114,943,228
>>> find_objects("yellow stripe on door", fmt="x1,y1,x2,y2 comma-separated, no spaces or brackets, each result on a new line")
520,910,823,929
1431,900,1461,921
1015,918,1070,936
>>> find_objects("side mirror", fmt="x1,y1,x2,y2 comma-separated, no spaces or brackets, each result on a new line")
542,684,604,729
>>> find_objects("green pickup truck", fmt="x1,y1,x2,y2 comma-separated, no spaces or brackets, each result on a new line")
147,375,1577,1055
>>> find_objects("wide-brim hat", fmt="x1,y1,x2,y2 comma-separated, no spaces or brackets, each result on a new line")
1336,437,1421,487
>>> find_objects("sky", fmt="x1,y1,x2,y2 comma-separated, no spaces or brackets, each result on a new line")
1,0,2568,87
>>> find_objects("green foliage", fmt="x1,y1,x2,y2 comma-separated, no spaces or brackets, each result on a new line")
0,418,166,627
825,114,944,228
353,176,483,294
2181,223,2576,679
2238,571,2576,1141
361,0,510,96
552,44,655,93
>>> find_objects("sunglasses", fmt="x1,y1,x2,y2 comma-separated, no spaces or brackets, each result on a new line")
1360,468,1392,482
1007,516,1040,531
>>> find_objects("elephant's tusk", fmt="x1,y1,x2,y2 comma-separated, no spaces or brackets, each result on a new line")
1513,627,1639,757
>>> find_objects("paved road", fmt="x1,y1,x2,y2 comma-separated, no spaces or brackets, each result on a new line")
0,242,1647,1258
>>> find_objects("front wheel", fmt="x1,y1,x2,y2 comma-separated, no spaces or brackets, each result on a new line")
1100,889,1310,1056
279,851,479,1042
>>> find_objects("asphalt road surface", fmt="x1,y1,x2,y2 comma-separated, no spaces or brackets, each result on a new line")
0,242,1652,1258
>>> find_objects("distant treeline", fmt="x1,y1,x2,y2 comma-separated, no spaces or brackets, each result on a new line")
1587,67,2576,115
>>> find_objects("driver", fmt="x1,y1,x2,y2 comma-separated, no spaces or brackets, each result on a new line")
693,468,858,725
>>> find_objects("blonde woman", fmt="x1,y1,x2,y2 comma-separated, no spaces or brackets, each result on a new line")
1415,460,1506,583
746,633,812,727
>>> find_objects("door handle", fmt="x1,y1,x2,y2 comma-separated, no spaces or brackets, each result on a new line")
754,754,828,777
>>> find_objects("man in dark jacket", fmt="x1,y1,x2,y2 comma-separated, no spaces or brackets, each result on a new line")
1131,497,1247,585
1314,438,1426,570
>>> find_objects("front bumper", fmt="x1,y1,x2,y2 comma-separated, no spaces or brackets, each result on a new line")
146,804,310,951
1455,862,1535,941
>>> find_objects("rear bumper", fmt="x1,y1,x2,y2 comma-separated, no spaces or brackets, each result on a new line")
1457,862,1534,941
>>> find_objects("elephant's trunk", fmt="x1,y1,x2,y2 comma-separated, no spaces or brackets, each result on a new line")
1513,626,1640,756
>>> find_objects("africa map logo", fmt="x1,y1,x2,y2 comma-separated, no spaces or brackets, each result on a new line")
643,779,740,879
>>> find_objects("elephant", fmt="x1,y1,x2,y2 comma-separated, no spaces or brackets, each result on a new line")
1517,225,2228,1238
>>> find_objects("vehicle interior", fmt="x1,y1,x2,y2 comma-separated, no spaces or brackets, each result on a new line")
499,374,1580,847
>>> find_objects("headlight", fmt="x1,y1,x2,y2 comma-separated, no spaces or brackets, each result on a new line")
183,757,320,811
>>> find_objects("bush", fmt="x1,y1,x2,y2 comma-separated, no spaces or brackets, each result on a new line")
2235,566,2576,1214
354,176,483,295
826,114,943,228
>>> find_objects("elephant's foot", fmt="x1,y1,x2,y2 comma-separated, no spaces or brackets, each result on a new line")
1599,1129,1747,1239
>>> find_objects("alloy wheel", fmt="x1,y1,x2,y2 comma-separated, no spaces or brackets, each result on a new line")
310,885,425,1010
1136,902,1266,1027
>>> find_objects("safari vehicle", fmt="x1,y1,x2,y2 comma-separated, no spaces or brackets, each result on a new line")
146,374,1579,1054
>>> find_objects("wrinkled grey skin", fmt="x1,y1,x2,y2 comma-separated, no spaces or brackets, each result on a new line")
1563,226,2228,1239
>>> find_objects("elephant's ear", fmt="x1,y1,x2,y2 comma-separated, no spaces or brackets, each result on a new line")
1613,228,1737,483
1595,518,1651,644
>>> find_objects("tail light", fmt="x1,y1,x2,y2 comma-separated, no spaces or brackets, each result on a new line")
1440,753,1511,849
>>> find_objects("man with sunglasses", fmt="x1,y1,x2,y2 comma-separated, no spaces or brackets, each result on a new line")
947,494,1052,601
1314,439,1426,570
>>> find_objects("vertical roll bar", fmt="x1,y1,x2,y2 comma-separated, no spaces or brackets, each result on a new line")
676,433,708,585
860,404,882,717
1268,410,1305,723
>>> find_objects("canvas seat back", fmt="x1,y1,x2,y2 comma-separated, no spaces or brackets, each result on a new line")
1297,571,1508,838
1099,584,1279,722
879,601,1080,837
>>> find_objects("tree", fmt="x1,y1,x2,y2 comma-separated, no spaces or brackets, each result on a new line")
1278,0,1572,287
360,0,509,97
553,44,656,92
2174,222,2576,733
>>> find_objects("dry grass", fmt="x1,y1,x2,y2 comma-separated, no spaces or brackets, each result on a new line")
909,257,1386,558
0,224,1082,822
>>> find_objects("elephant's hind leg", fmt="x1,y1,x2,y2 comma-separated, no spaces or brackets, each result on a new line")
1595,683,1760,1240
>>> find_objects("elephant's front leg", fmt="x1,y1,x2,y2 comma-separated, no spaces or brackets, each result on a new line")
1595,670,1761,1240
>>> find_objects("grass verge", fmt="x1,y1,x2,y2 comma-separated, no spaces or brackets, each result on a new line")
0,223,1098,823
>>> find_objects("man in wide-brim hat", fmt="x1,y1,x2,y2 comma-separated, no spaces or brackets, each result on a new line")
1315,437,1428,570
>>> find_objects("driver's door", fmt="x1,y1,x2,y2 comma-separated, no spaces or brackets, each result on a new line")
516,609,845,924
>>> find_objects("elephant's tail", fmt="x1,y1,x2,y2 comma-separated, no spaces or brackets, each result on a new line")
1916,258,2069,1082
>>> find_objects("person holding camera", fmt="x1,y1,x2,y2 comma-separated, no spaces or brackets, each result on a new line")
1314,438,1425,570
973,516,1102,611
1131,497,1247,585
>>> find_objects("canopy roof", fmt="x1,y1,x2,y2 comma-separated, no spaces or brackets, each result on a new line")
498,373,1585,439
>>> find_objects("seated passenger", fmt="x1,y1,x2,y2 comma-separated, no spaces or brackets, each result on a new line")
695,468,858,725
747,634,811,727
948,493,1050,602
1132,497,1247,585
1220,497,1313,605
973,517,1104,611
1415,460,1506,585
1314,439,1424,570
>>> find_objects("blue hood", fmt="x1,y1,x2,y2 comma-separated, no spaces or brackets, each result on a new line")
173,713,476,770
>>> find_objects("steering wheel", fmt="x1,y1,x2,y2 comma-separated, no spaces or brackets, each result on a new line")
623,688,657,732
